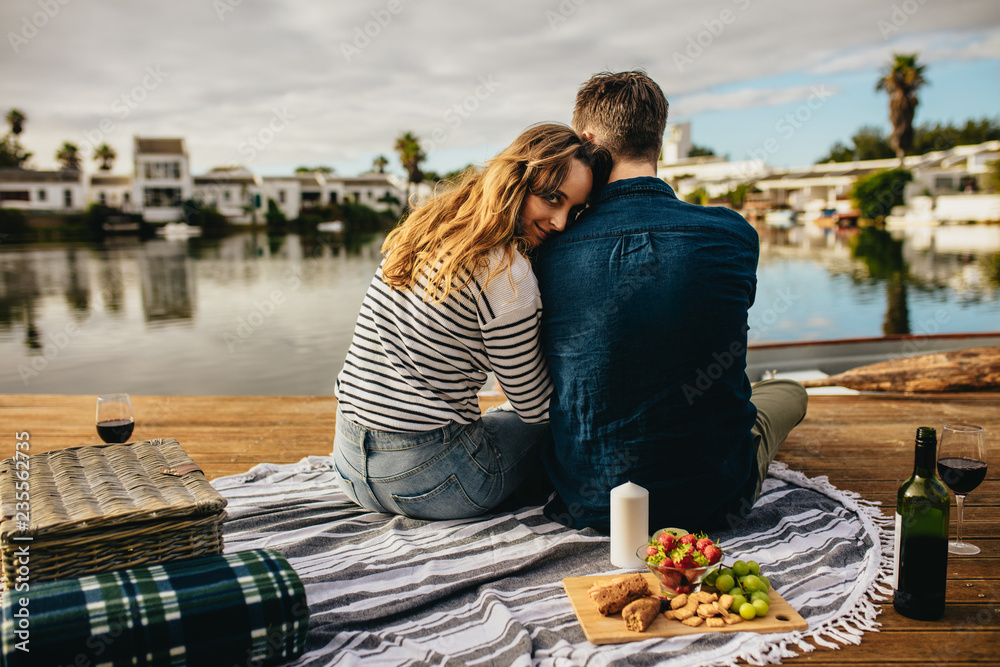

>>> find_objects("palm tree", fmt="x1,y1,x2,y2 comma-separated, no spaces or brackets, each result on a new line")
56,141,82,172
1,108,31,168
372,154,389,173
876,53,927,167
394,131,426,206
6,108,26,136
93,143,117,171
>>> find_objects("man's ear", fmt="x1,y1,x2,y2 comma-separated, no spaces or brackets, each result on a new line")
581,131,597,144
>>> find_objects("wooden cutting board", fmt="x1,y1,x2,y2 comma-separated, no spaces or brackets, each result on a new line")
563,572,808,645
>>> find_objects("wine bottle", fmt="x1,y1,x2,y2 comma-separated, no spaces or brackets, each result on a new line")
893,426,950,620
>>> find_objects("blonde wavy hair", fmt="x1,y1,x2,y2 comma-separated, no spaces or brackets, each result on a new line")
381,123,609,303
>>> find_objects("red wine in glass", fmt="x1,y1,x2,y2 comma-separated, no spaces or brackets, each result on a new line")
97,419,135,444
937,457,988,495
96,394,134,444
936,423,988,556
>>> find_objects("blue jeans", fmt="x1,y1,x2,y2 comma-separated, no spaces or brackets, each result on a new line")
333,406,551,520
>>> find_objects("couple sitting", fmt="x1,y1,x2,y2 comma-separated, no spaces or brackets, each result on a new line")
333,70,807,533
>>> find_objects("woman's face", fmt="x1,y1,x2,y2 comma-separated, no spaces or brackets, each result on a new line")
519,158,592,248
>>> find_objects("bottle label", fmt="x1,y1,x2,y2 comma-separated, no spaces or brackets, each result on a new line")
892,512,902,590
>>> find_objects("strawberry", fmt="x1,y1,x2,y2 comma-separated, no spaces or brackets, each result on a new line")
703,545,723,564
657,533,676,550
695,537,714,551
679,533,698,545
673,553,696,569
646,545,659,558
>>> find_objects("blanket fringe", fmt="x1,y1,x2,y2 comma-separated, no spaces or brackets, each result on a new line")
703,463,895,667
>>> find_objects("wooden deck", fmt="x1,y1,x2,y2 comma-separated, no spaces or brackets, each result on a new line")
2,392,997,665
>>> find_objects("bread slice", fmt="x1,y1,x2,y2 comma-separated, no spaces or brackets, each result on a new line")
623,597,661,632
588,573,651,616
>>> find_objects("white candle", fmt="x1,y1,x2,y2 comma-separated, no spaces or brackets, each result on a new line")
610,481,649,568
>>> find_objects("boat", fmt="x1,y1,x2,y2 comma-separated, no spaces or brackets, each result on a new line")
156,222,202,238
763,209,797,228
317,220,345,233
746,331,1000,385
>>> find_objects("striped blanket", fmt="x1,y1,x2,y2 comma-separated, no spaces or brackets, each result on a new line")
213,458,892,667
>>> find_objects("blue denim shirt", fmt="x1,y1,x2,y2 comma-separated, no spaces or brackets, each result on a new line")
534,177,759,533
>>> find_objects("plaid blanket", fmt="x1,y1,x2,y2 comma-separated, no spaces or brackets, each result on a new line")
1,548,308,667
215,457,892,667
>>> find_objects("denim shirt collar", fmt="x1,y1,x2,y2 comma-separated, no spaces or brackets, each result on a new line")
592,176,677,205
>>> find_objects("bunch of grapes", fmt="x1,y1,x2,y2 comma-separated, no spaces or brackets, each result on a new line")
704,559,772,620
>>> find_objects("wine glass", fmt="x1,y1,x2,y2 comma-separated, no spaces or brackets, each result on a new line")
96,393,135,444
936,423,988,556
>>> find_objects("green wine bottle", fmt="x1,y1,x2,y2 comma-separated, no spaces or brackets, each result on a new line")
893,426,950,620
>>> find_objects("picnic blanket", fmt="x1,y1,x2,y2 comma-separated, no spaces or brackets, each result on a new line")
1,548,308,667
213,458,893,667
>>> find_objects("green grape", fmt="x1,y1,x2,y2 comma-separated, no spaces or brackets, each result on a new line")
758,575,770,591
715,574,735,593
703,571,719,587
748,560,760,576
730,594,748,611
739,602,757,620
750,590,771,604
719,567,734,579
752,599,770,616
742,574,762,592
732,560,750,577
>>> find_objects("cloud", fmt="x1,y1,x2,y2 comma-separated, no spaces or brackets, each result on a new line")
2,0,998,174
673,85,841,116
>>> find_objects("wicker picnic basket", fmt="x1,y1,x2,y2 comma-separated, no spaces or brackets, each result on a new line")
0,438,227,589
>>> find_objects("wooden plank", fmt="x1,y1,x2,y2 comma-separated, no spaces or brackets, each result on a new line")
0,391,997,665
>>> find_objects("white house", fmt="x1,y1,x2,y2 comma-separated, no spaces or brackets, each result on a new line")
193,166,262,224
0,168,86,213
132,137,193,223
89,173,133,210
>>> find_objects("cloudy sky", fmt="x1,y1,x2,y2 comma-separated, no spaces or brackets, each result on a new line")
3,0,999,179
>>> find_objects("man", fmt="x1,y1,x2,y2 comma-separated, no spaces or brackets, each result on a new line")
535,70,807,533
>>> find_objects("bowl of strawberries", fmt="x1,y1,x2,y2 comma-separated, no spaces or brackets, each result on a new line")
638,528,724,597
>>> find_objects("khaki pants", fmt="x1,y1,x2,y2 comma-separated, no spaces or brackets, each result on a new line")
750,378,809,501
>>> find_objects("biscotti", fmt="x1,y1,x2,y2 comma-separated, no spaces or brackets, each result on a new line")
588,573,651,616
622,597,661,632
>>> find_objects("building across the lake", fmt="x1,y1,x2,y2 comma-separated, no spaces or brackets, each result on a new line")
657,124,1000,224
2,129,997,224
0,136,409,224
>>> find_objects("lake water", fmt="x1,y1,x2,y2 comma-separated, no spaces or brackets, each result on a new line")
2,225,998,395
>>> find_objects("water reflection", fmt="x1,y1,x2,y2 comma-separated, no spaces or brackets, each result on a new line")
139,242,196,324
0,226,997,395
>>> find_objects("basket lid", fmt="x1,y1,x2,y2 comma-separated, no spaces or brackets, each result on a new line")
0,438,227,541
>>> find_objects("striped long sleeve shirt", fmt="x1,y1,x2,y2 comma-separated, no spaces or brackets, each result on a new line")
335,248,553,432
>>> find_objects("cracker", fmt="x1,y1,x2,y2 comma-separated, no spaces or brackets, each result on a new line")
669,593,689,610
705,617,725,628
681,615,704,627
673,607,695,621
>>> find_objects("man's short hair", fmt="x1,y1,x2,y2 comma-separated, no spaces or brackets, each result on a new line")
572,69,668,165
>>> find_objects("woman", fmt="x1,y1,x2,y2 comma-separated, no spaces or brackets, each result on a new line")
333,123,609,520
